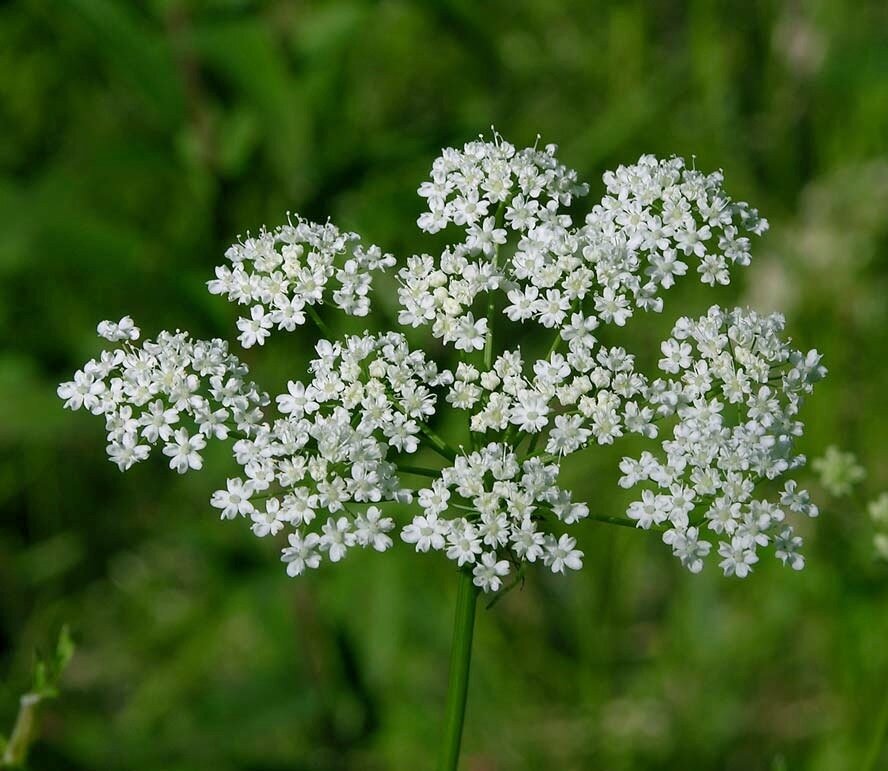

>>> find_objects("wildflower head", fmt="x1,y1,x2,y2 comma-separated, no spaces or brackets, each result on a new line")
59,132,826,591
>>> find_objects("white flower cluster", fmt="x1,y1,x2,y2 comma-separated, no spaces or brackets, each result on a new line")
60,132,826,591
583,154,769,307
400,141,769,357
416,134,589,235
58,321,268,472
399,135,588,350
619,306,826,575
444,344,654,453
97,315,140,342
208,332,454,575
812,445,866,497
207,215,396,348
403,443,586,590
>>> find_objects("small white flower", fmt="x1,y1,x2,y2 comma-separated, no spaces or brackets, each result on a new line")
251,498,286,537
237,305,273,348
320,516,355,562
97,316,140,342
509,390,549,433
276,381,319,418
511,518,545,562
163,428,206,474
773,527,805,571
139,401,180,443
211,478,255,519
627,490,672,529
107,433,150,471
281,531,322,576
544,534,583,574
718,537,759,578
401,513,449,553
446,522,483,566
453,314,488,353
594,288,632,327
354,506,395,552
472,552,510,592
58,370,106,412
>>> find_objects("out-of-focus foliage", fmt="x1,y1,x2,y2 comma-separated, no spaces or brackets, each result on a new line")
1,626,74,767
1,1,887,769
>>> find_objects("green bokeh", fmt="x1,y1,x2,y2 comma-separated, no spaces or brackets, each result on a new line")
1,1,887,769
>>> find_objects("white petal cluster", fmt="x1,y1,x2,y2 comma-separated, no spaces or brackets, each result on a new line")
400,139,769,356
444,345,655,453
59,132,826,592
58,326,268,472
619,306,826,575
96,315,140,342
581,155,769,320
399,135,588,350
207,215,396,347
415,133,589,235
209,332,453,575
403,443,586,591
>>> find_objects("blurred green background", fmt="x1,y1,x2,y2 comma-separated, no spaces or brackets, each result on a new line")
2,1,888,769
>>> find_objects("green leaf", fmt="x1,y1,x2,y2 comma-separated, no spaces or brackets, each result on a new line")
27,626,75,700
55,626,75,673
32,661,47,695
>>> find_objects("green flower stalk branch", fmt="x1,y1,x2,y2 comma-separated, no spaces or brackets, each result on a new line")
1,628,74,768
57,132,827,766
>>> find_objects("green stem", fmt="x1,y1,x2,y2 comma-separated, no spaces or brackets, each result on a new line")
397,464,442,478
418,424,458,462
438,569,479,771
862,679,888,771
483,300,495,370
305,304,332,338
482,201,507,371
2,693,42,767
588,513,648,530
545,328,563,359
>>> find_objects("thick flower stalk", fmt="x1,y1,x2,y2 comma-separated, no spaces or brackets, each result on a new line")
59,132,826,592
